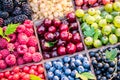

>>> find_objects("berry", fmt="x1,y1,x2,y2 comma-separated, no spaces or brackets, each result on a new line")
53,18,61,27
65,69,71,75
32,52,42,62
76,42,84,51
47,72,54,79
23,52,32,63
59,24,69,31
17,45,28,55
13,66,20,73
37,25,46,35
0,38,8,49
60,31,69,41
4,71,10,78
67,43,76,54
23,66,30,73
22,3,32,16
57,46,66,55
0,60,7,69
0,49,10,59
8,34,16,42
27,36,38,46
38,65,44,74
44,32,54,41
13,74,20,80
63,56,70,63
0,54,2,60
77,66,84,73
48,26,56,33
17,57,25,65
13,7,22,16
28,47,36,54
72,33,81,43
7,43,15,51
0,18,4,26
83,61,90,68
66,12,76,23
5,54,16,66
44,18,52,27
17,25,25,33
13,15,28,23
69,22,78,30
18,33,28,44
51,51,58,58
0,11,9,19
24,28,34,37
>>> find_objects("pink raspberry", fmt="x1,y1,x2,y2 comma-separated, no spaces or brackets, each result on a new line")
18,33,29,44
17,24,25,33
24,28,34,37
32,52,42,62
23,52,32,63
17,45,28,55
0,54,2,60
7,43,15,51
8,34,16,42
12,51,19,58
27,36,38,47
5,54,16,66
24,20,33,28
17,57,25,65
24,20,32,24
0,49,10,59
28,47,36,54
0,38,8,49
0,60,7,69
14,41,19,49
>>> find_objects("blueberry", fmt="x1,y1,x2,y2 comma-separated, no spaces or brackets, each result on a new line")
53,76,59,80
70,62,76,69
92,60,97,65
96,56,102,62
53,61,57,65
106,73,111,79
75,60,82,66
45,62,52,69
89,51,95,57
54,62,63,69
61,76,69,80
95,70,101,75
68,76,74,80
63,56,70,63
65,68,71,75
61,74,66,78
110,61,116,67
71,70,78,77
83,57,88,62
55,70,62,77
83,61,90,69
97,63,103,68
104,63,109,69
47,71,54,79
49,67,56,72
101,76,107,80
95,53,99,57
118,60,120,66
77,66,84,73
75,54,84,60
108,67,114,74
84,69,89,72
75,79,79,80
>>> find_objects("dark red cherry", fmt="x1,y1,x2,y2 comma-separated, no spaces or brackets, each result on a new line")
54,31,60,39
44,32,54,41
44,18,52,27
67,43,76,54
59,24,69,31
37,25,46,35
72,33,81,43
60,31,69,41
66,12,76,23
57,39,66,47
70,22,78,30
53,18,61,27
57,46,66,55
76,42,84,51
48,26,56,33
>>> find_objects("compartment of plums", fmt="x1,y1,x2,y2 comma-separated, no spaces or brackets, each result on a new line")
74,0,115,10
36,12,84,59
44,53,93,80
89,45,120,80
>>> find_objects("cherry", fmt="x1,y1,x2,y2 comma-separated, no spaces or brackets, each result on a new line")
13,66,20,73
76,42,84,51
31,65,37,71
48,26,56,33
62,20,69,25
57,46,66,55
23,66,30,73
67,32,73,42
53,18,61,27
44,18,52,27
29,69,35,74
71,30,78,34
0,72,4,78
67,43,76,54
37,66,44,74
4,71,10,78
20,72,26,78
70,22,78,30
82,4,88,10
8,75,13,80
38,74,45,79
13,74,20,80
37,25,46,35
41,40,52,51
51,51,58,57
43,52,51,59
60,31,69,41
72,33,81,43
54,31,60,39
57,39,66,47
44,32,54,41
52,47,57,51
59,24,69,31
22,74,30,80
66,12,76,23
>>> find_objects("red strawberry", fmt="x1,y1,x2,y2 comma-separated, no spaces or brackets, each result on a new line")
88,0,97,5
102,0,110,5
75,0,83,6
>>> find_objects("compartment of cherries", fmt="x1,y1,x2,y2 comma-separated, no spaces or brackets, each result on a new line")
89,44,120,80
36,12,84,59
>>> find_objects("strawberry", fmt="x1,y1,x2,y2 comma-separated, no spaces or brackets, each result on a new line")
88,0,97,5
75,0,83,6
102,0,110,5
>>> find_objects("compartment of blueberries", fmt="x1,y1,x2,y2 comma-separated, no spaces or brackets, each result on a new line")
44,53,94,80
36,12,84,59
89,45,120,80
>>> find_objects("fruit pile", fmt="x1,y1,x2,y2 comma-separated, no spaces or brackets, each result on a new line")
37,12,84,59
89,46,119,80
0,64,45,80
75,2,120,48
74,0,115,10
0,0,32,26
45,54,94,80
0,20,42,70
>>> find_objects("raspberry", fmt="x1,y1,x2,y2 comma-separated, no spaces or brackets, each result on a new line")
0,49,10,59
24,20,32,24
0,60,7,69
7,43,15,51
0,54,2,60
12,51,19,58
17,57,25,65
18,33,29,44
24,20,33,28
0,38,8,49
32,52,42,62
23,52,32,63
14,42,19,49
24,28,34,37
17,45,28,55
5,54,16,66
8,34,16,42
28,47,36,54
17,25,25,33
27,36,38,47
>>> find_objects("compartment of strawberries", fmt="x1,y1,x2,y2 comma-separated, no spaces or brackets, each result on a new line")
0,20,42,70
36,12,84,59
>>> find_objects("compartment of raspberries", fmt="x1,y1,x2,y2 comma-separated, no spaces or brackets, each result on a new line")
36,12,84,59
0,20,42,70
75,2,120,49
0,0,32,26
0,64,45,80
89,44,120,80
45,53,95,80
74,0,115,10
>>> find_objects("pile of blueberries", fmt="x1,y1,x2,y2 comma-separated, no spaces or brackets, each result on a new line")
45,54,91,80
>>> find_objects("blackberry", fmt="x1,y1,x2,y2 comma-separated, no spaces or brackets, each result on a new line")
0,11,9,19
14,0,21,7
2,0,14,12
0,18,4,26
22,2,32,16
4,17,13,26
12,7,22,16
13,14,28,23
